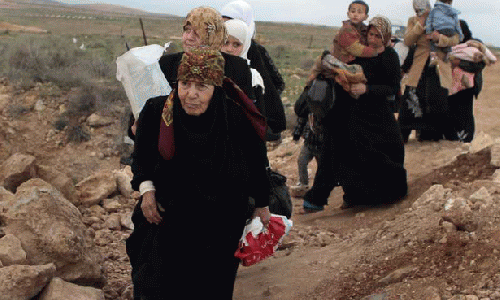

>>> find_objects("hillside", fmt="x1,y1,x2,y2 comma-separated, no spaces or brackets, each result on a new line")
2,0,178,18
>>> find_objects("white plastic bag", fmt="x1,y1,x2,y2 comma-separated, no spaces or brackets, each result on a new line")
116,44,172,119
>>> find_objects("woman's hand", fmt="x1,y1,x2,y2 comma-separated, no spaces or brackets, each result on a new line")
426,31,441,43
350,83,367,97
253,206,271,228
131,120,138,136
141,191,162,224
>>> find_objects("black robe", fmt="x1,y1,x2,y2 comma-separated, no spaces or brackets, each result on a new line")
247,40,287,135
127,88,270,299
305,47,408,207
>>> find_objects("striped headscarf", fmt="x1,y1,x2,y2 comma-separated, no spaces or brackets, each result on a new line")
369,16,392,47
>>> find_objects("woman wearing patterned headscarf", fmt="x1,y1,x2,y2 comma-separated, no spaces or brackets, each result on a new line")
303,16,408,212
159,6,256,102
221,0,287,143
127,49,270,299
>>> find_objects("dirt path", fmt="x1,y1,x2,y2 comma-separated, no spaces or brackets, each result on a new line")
233,61,500,299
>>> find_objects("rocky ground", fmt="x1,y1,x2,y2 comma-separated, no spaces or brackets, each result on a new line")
0,59,500,299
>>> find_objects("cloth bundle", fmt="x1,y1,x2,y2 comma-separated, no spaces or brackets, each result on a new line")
321,53,367,98
234,214,293,266
449,40,497,65
449,40,496,95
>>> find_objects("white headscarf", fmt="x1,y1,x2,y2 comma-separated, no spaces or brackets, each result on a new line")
223,18,264,91
221,1,256,39
224,19,252,59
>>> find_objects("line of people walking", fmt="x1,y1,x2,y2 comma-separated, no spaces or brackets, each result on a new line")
122,0,496,299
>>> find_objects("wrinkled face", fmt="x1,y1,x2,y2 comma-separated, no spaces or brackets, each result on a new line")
178,80,214,116
367,27,384,48
182,24,203,51
347,3,368,24
221,35,244,56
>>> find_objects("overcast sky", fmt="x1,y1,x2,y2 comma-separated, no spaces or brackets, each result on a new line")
61,0,500,46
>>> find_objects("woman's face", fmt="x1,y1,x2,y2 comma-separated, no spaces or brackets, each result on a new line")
367,27,384,48
221,35,244,56
178,80,215,116
182,25,203,51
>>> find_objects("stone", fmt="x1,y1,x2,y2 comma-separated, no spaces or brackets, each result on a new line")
443,198,478,232
469,187,493,206
87,113,114,128
0,186,14,203
3,179,105,286
37,164,77,204
0,153,37,193
104,214,121,230
38,277,105,300
0,263,56,300
102,199,121,213
76,170,117,207
113,167,133,198
491,143,500,166
0,234,27,266
468,132,493,153
0,94,9,112
413,185,452,209
34,99,45,112
378,266,418,284
120,212,134,230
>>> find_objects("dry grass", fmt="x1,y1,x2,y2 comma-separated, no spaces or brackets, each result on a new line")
1,3,340,130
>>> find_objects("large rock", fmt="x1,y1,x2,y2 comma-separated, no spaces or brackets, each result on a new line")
37,164,77,204
0,153,37,193
76,170,117,206
0,263,56,300
0,234,27,266
39,277,105,300
3,179,105,286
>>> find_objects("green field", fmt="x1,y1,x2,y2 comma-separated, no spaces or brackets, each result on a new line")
0,3,339,129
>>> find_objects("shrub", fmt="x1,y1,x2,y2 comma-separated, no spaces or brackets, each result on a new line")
67,125,90,143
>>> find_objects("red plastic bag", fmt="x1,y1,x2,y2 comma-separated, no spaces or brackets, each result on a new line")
234,215,293,266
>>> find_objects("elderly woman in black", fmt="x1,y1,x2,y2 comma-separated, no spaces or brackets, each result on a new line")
124,7,255,152
303,16,408,212
127,49,271,299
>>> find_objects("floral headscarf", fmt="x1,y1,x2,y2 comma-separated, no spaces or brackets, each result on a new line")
183,7,227,50
369,16,392,47
177,49,225,87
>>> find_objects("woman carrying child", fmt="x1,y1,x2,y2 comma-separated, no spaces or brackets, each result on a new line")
397,0,461,142
303,16,408,212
